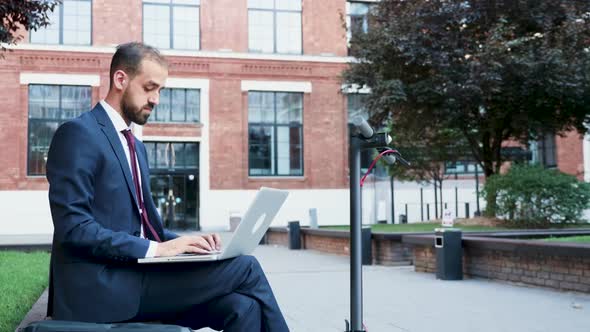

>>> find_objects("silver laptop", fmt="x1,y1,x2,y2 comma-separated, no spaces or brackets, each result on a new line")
138,187,289,264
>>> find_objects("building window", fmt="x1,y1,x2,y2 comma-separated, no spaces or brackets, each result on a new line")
346,1,374,54
152,88,200,123
248,92,303,176
28,85,92,175
30,0,92,45
347,93,370,122
248,0,302,54
143,0,200,50
145,142,199,170
445,161,483,175
533,133,557,168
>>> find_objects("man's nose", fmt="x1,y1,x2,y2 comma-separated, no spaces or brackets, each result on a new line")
148,93,159,106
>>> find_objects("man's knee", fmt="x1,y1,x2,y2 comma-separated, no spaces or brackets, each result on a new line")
234,255,263,273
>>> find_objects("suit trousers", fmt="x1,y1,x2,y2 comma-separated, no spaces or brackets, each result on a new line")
129,255,289,332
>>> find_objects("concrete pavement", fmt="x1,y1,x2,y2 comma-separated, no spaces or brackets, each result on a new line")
7,235,590,332
251,245,590,332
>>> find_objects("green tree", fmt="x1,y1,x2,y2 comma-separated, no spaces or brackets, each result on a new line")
344,0,590,215
0,0,61,54
387,125,470,219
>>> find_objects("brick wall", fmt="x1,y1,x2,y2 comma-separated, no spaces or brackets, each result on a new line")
266,230,288,246
0,49,348,191
2,0,586,190
92,0,142,44
556,131,585,180
302,0,348,56
413,246,436,273
266,228,414,265
373,237,413,266
412,245,590,293
302,233,349,256
21,0,348,56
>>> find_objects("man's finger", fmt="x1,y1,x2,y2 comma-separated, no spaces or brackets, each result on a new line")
184,246,211,254
202,234,215,250
185,236,209,250
212,233,222,250
192,236,213,251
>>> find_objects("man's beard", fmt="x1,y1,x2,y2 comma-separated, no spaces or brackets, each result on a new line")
121,90,153,125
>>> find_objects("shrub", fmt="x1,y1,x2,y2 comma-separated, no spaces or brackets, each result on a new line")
481,164,590,226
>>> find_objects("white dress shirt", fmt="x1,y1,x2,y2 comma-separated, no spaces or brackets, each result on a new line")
100,100,158,258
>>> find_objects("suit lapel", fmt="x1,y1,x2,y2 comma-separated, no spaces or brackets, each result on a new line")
91,104,140,210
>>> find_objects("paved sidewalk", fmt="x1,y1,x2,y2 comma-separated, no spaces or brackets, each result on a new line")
253,245,590,332
0,234,52,248
10,237,590,332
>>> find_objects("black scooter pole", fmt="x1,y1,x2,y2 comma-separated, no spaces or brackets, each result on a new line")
346,117,409,332
348,136,364,332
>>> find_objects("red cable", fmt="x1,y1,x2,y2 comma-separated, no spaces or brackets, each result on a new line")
360,149,399,187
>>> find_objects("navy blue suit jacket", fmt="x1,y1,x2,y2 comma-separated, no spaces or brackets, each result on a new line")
46,103,178,322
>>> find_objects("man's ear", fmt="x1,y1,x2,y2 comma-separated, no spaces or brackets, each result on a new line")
113,70,128,90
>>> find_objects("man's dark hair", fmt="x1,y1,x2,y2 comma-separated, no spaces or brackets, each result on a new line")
109,42,168,88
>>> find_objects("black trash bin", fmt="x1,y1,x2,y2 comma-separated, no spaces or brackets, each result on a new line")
361,227,372,265
399,214,407,224
288,221,301,250
434,228,463,280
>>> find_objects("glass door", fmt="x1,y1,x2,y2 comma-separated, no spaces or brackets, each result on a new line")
150,173,199,231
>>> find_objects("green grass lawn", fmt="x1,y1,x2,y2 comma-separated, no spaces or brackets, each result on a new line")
543,235,590,243
323,222,509,233
0,251,50,332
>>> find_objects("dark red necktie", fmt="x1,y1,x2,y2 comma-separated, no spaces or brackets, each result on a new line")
121,129,161,242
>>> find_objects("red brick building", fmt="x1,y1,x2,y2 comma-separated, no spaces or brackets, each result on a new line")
0,0,586,234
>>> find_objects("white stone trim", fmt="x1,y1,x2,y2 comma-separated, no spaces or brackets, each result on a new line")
4,43,353,64
142,136,201,142
164,78,210,89
241,80,312,93
341,83,371,94
20,72,100,86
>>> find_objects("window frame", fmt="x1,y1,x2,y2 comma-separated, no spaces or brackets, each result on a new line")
29,0,93,46
346,0,376,54
247,91,304,177
142,0,201,50
144,141,200,171
27,84,92,176
444,161,483,175
536,133,557,168
151,87,201,124
247,0,303,54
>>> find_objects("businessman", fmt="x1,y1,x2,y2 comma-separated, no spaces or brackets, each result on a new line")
46,42,289,332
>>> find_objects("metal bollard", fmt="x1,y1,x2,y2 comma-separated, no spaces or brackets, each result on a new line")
229,213,241,232
309,208,318,229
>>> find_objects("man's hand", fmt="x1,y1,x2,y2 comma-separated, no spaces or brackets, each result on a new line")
155,234,222,257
